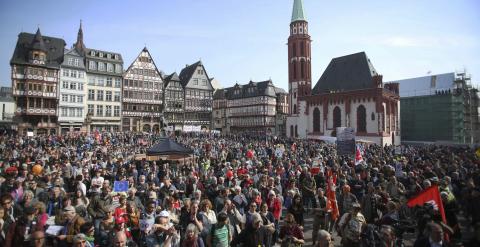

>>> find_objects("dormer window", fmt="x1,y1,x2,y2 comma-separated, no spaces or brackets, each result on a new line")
107,53,111,59
91,51,96,56
99,52,104,57
293,27,297,34
114,54,119,60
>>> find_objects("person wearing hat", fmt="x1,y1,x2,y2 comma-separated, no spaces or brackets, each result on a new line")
4,206,42,247
57,205,86,245
337,202,366,247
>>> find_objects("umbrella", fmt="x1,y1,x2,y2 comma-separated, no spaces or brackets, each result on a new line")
146,138,193,156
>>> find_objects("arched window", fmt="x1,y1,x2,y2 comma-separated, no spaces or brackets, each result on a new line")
293,61,297,79
357,105,367,132
300,60,305,78
290,125,294,137
300,41,305,56
295,125,298,137
333,106,341,128
313,107,320,132
293,104,297,114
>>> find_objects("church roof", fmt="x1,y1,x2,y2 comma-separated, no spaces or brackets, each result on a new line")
10,30,66,69
312,52,379,95
291,0,306,23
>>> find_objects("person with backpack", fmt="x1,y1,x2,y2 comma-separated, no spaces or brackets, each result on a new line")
337,202,366,247
207,212,231,247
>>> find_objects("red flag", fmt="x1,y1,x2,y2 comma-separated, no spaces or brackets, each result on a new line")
326,169,340,220
355,146,363,166
407,185,446,224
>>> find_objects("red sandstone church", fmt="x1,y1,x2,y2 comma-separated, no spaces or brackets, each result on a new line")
286,0,401,146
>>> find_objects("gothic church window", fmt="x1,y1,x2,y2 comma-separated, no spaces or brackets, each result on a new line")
333,106,341,128
357,105,367,132
313,107,320,132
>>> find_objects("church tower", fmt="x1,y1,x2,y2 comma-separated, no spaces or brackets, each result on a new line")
288,0,311,115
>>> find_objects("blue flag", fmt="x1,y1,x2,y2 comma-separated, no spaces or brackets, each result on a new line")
114,181,129,192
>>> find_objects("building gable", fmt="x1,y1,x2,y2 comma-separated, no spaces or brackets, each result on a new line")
179,61,213,91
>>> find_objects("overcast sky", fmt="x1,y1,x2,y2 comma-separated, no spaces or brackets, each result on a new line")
0,0,479,90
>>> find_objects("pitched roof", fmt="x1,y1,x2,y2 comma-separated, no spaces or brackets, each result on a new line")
291,0,306,23
179,61,202,87
274,87,287,94
312,52,379,95
224,80,278,100
10,31,66,69
31,28,47,52
124,46,162,79
213,88,226,100
164,72,181,87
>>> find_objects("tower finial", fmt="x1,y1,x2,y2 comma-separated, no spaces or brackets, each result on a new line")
291,0,306,23
75,19,86,54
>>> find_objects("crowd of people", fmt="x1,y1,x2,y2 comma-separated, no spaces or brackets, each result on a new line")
0,131,479,247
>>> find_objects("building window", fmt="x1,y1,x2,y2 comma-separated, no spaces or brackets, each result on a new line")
333,106,341,128
313,107,320,132
70,82,76,90
74,58,79,66
357,105,367,132
202,79,207,85
295,125,298,137
77,108,83,117
99,52,104,58
300,60,305,78
78,71,84,78
98,62,105,71
96,105,103,116
62,94,68,102
78,83,83,91
62,81,68,89
88,104,94,115
88,77,95,85
88,90,95,100
293,104,297,114
70,70,77,78
193,79,198,85
114,106,120,117
69,108,75,117
89,61,96,70
115,64,122,73
91,51,96,56
106,91,112,101
97,78,104,86
78,95,83,103
97,90,104,101
68,58,74,66
292,61,297,79
371,112,375,121
61,107,67,117
105,105,112,117
107,63,113,72
106,77,112,87
63,69,69,77
114,92,120,102
70,95,76,103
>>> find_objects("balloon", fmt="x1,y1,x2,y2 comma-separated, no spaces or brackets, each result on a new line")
32,164,43,176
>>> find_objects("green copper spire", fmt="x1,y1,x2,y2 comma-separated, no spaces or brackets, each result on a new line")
291,0,306,23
